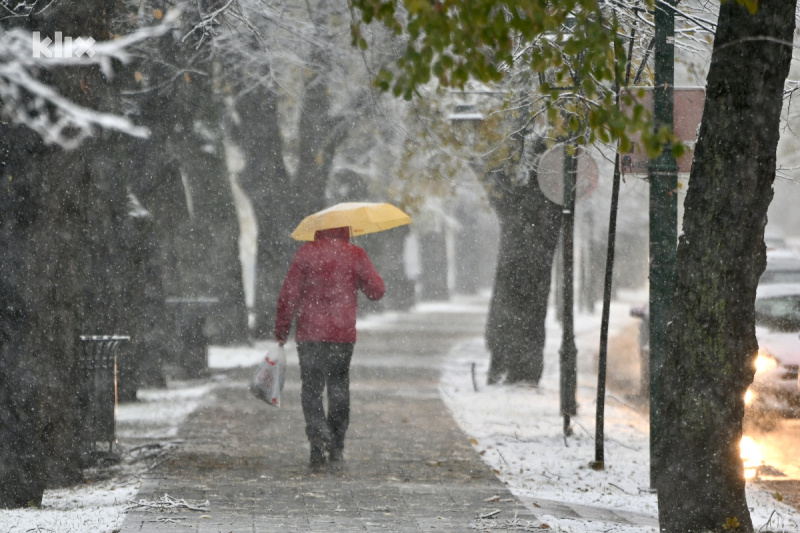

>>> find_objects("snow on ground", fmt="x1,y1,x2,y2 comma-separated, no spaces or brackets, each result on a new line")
0,380,213,533
4,292,800,533
0,480,138,533
439,291,800,533
209,344,272,369
356,300,490,333
116,382,214,440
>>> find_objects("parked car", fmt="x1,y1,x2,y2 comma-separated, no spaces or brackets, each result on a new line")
629,304,650,398
760,249,800,284
764,233,788,252
630,283,800,416
750,283,800,415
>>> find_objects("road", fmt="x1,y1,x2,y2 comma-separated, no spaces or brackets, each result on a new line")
605,322,800,512
747,420,800,510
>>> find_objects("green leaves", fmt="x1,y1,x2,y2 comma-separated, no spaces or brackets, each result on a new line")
736,0,759,14
349,23,369,50
374,68,394,91
644,125,675,158
350,0,670,154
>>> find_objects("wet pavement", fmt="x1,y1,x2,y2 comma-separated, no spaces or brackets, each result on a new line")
119,298,657,532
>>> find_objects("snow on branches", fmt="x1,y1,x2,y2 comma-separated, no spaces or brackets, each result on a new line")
0,9,179,149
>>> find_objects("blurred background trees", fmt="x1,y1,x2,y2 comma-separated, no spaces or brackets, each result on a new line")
1,0,465,507
0,0,726,512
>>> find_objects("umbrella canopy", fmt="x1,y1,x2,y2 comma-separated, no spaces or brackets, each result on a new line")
291,202,411,241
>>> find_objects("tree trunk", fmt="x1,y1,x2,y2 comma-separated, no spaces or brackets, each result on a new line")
419,229,450,301
231,46,350,339
0,1,142,503
657,1,796,531
128,145,192,374
363,225,415,311
129,5,249,346
454,201,481,295
290,49,349,220
229,85,294,339
485,151,562,384
0,124,52,508
169,97,248,345
0,126,115,500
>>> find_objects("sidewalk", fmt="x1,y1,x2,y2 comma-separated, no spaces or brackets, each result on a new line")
3,294,795,532
118,295,681,532
120,297,545,532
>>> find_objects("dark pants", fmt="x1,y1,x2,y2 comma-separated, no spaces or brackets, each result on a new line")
297,342,354,452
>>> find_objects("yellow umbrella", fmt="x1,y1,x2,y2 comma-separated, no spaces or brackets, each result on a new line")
291,202,412,241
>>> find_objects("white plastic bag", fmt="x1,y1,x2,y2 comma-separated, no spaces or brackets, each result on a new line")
249,345,286,406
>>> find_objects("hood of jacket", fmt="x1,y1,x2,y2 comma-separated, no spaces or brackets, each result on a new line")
314,227,350,242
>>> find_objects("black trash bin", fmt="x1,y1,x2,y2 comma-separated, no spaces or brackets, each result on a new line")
78,335,129,465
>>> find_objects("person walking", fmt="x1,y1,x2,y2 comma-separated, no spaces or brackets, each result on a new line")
274,226,385,467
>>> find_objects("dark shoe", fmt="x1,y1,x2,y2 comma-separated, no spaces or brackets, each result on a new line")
326,437,344,462
328,447,343,462
310,446,326,468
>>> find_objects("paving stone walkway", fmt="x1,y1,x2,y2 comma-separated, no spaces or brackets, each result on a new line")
119,299,657,532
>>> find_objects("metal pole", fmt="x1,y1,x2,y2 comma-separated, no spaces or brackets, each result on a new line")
592,25,636,472
592,150,623,468
560,142,579,436
649,0,678,489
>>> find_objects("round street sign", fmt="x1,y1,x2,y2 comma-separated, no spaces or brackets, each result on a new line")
536,145,599,205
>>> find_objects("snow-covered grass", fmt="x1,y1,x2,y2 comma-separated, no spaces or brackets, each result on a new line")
0,345,267,533
439,293,800,532
1,480,138,533
0,380,212,533
116,383,214,440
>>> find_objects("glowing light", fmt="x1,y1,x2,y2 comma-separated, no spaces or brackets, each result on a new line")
740,436,763,480
744,388,754,405
754,352,778,374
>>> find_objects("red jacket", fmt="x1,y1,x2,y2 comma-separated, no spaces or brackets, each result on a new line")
274,227,385,343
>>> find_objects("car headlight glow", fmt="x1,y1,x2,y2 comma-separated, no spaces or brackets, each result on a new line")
754,350,778,374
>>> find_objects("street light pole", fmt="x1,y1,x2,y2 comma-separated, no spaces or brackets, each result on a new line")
649,0,678,490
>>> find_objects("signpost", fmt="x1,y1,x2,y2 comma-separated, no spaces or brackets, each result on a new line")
618,84,704,487
538,144,599,435
649,0,678,490
560,145,579,435
619,88,704,176
537,145,599,205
